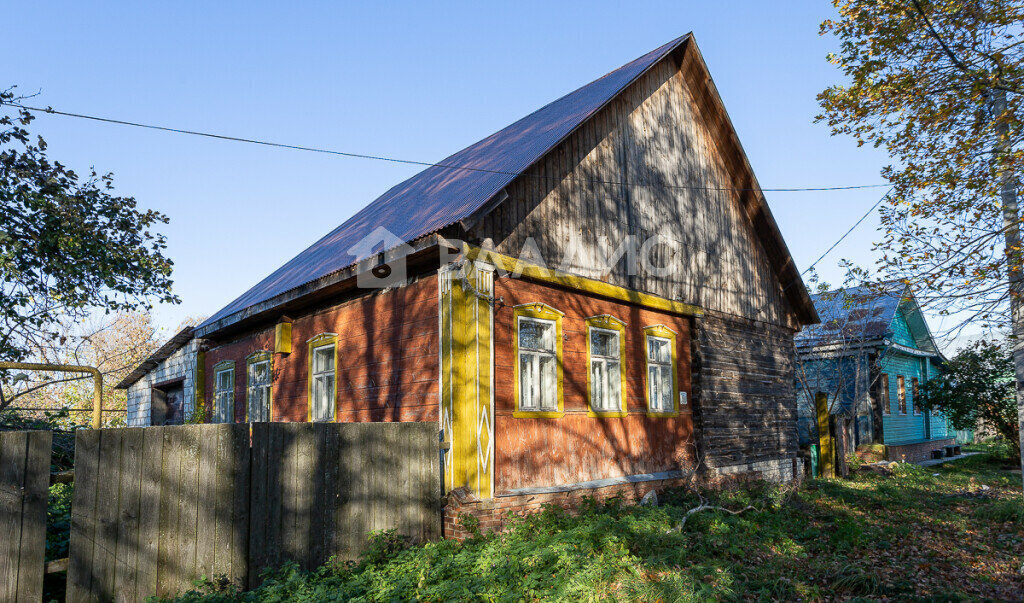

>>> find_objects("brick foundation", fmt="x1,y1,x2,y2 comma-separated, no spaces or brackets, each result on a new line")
885,438,955,463
443,459,799,540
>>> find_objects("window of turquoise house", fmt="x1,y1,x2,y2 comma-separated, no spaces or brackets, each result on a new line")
897,375,907,414
880,374,890,415
911,377,921,415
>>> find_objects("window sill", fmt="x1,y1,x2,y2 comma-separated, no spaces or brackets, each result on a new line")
647,410,680,418
513,410,564,419
587,409,628,418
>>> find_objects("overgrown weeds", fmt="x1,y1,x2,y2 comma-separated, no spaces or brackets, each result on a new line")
168,446,1023,601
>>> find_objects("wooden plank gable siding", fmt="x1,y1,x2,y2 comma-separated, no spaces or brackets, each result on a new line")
477,51,795,328
203,275,439,424
469,46,802,480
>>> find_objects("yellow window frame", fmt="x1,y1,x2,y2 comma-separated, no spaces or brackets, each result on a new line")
307,333,339,422
245,350,273,422
643,325,680,417
512,303,564,418
212,360,235,424
585,315,628,418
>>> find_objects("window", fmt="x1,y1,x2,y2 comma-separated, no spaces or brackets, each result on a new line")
644,325,679,416
246,351,272,422
308,334,337,422
880,374,890,415
213,362,235,423
912,377,920,415
897,375,907,414
513,303,564,417
586,315,627,417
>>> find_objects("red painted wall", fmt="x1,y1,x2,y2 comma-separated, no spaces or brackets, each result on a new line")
204,275,438,423
493,277,695,492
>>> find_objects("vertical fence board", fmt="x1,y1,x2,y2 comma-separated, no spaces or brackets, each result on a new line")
67,429,101,601
228,424,250,590
114,428,144,602
93,430,123,599
247,422,268,589
194,425,217,583
135,428,164,599
0,431,51,603
156,427,182,596
17,430,51,602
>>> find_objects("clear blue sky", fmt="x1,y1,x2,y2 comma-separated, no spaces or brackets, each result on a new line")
10,1,963,343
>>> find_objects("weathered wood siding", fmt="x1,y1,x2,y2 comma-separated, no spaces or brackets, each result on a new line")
67,423,440,601
204,275,438,423
476,50,795,328
473,45,802,480
493,277,695,492
0,430,51,603
693,312,798,479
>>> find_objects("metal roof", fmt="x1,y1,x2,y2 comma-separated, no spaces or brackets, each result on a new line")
198,34,691,332
114,326,195,389
795,283,904,349
795,282,941,358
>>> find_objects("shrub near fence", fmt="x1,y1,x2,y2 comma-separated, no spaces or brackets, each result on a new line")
66,421,440,601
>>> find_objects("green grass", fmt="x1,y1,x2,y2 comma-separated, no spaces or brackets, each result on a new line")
171,448,1023,601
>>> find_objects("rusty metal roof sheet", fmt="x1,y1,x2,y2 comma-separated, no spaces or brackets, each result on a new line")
199,35,690,331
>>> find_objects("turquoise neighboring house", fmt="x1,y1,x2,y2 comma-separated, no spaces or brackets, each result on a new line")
795,283,955,462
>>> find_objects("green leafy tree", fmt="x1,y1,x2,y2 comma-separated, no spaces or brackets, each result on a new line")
818,0,1024,482
920,340,1020,461
0,88,178,411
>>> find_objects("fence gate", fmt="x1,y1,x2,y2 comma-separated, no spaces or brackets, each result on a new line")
0,430,52,602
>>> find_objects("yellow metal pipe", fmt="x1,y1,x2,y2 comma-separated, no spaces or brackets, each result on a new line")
0,361,104,429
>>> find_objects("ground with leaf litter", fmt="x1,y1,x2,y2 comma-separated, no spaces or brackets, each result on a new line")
170,446,1022,601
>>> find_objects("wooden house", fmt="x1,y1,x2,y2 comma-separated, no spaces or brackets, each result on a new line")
795,283,953,462
131,34,819,533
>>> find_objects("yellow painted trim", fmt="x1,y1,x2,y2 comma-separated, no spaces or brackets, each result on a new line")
245,350,273,422
438,263,495,499
512,303,565,418
643,325,680,418
194,349,206,421
585,315,628,418
465,245,703,317
306,333,338,422
274,322,292,354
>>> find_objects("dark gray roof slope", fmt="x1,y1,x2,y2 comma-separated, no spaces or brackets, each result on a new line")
795,282,941,358
795,283,905,349
199,35,690,331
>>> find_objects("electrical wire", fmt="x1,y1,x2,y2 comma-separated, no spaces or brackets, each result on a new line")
1,101,891,194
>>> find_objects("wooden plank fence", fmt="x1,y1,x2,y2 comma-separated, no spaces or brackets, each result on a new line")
0,430,52,603
67,421,440,601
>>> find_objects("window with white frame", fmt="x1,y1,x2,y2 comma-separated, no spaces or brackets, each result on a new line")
518,317,558,412
589,327,622,412
646,335,673,413
213,366,234,423
247,355,272,422
310,341,336,422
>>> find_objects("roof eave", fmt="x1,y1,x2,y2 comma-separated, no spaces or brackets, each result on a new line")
195,234,458,339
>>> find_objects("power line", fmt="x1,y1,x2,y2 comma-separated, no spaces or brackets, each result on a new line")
1,101,891,194
801,187,892,275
